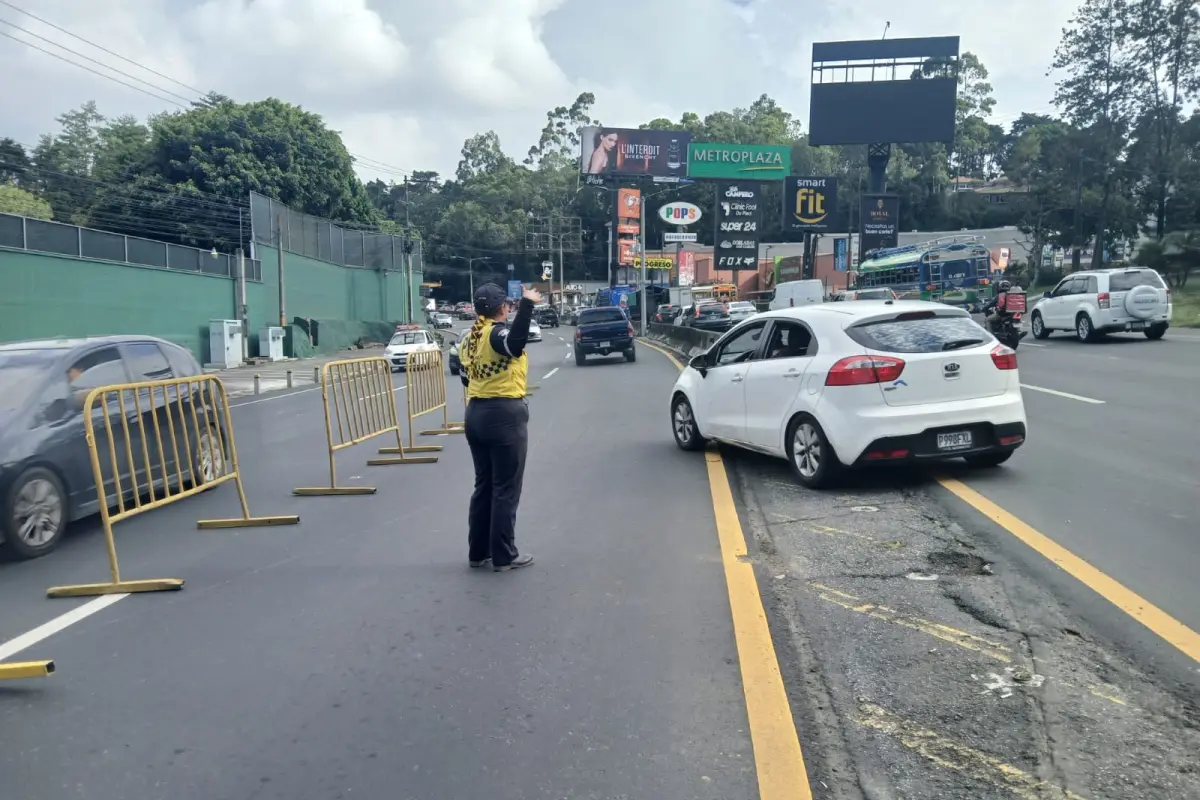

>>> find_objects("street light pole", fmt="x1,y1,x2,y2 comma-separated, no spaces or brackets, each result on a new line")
639,178,648,335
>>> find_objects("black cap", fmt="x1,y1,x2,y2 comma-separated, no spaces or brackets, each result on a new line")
474,283,508,316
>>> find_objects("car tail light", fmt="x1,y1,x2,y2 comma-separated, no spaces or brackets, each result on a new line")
990,345,1017,370
998,434,1024,446
574,328,582,341
627,325,635,337
825,355,906,386
1097,292,1110,309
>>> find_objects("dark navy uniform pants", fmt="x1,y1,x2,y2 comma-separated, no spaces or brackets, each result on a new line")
464,397,529,567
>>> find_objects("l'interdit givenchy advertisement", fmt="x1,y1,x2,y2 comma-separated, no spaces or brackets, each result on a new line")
580,127,691,178
714,181,761,270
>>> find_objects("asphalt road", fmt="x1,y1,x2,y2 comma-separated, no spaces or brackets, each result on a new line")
0,325,759,800
957,329,1200,633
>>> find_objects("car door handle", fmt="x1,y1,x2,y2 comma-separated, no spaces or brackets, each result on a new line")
730,375,744,382
782,371,803,378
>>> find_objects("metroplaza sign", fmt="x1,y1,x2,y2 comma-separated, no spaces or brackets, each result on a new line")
686,143,791,180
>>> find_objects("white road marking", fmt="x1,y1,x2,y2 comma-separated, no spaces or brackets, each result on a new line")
0,594,128,662
542,368,559,380
1020,342,1046,348
231,383,405,409
1020,384,1105,404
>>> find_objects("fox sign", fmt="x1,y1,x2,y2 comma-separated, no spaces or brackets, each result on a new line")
657,201,702,226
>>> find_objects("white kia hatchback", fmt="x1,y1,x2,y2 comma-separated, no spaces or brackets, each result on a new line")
668,301,1027,488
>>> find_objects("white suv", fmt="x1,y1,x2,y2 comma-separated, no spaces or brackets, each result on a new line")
1030,267,1172,342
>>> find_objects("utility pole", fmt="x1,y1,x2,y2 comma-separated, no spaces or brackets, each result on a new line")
236,248,248,361
276,214,286,327
1071,149,1083,272
404,177,413,322
639,177,648,335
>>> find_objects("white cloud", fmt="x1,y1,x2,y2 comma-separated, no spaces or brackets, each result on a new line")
0,0,1078,183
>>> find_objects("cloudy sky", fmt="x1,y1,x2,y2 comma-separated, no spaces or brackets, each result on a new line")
0,0,1078,184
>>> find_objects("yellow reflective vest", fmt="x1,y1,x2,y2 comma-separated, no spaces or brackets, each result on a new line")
461,320,528,399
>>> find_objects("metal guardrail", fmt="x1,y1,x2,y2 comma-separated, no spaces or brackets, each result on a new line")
293,357,439,497
647,323,720,352
47,375,299,599
407,349,464,437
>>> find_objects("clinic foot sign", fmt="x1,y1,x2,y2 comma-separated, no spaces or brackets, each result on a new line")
687,143,791,181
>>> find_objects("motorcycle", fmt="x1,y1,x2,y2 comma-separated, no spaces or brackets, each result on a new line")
984,305,1026,350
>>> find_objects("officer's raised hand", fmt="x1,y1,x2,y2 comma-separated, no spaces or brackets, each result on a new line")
522,287,543,304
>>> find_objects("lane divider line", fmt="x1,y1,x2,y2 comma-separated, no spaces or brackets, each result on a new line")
938,477,1200,664
542,368,559,380
641,336,813,800
0,594,127,663
1019,384,1104,404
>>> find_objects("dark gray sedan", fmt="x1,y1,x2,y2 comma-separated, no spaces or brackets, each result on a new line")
0,335,224,560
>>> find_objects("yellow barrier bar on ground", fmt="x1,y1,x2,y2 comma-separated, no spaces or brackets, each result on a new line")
0,661,55,680
407,350,465,437
47,375,300,600
294,357,438,497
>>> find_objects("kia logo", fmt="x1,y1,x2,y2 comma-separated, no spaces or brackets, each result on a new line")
943,362,961,378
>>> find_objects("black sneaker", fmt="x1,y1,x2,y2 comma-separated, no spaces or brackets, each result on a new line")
493,554,534,572
469,558,492,568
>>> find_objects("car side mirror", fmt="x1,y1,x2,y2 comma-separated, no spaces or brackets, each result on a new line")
1043,291,1052,299
689,354,708,376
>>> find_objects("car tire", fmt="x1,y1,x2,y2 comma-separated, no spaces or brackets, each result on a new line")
1144,323,1168,340
671,394,706,452
1075,312,1099,343
191,427,229,491
963,451,1014,468
575,348,586,366
625,347,636,363
3,466,68,561
1030,311,1050,339
786,415,840,489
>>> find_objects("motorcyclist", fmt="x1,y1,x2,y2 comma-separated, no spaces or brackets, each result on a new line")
982,280,1025,338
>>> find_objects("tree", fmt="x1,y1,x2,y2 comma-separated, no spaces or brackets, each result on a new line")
1053,0,1141,268
0,138,31,185
524,93,597,168
0,184,53,219
30,101,106,224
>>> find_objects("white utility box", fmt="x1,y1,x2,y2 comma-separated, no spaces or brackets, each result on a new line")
259,326,286,361
208,319,244,369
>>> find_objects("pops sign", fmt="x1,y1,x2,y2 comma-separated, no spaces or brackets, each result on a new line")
657,201,702,226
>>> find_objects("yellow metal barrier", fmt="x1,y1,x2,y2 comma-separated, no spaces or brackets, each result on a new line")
407,349,465,437
294,357,438,497
47,376,300,599
0,661,55,680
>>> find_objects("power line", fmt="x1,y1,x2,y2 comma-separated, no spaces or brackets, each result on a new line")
0,0,208,96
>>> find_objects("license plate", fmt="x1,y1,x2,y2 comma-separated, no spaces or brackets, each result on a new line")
937,431,973,450
1129,322,1145,330
597,341,610,348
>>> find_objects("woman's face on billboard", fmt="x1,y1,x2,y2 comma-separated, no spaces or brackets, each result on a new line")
600,133,618,151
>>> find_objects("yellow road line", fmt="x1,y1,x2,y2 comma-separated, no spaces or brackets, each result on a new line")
938,478,1200,664
643,337,812,799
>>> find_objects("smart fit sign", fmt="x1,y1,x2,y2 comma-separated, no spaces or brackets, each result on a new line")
686,143,791,181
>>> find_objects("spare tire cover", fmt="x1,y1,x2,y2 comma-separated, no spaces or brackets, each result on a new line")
1123,284,1161,319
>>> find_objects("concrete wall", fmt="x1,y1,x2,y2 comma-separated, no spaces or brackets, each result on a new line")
0,245,422,362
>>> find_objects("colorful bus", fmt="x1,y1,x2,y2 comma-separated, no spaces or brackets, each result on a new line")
690,283,738,303
854,236,993,308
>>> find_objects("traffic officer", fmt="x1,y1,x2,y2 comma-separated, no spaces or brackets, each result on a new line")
458,282,542,572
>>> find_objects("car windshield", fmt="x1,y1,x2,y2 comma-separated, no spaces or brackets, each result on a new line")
1109,270,1165,291
579,309,626,324
846,314,993,353
0,352,54,412
390,332,427,346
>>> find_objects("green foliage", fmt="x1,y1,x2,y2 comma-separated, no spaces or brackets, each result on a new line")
0,184,53,219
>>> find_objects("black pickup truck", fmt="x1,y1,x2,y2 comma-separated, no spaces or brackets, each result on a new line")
574,307,635,365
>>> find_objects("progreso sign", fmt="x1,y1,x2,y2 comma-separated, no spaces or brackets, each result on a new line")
687,143,790,180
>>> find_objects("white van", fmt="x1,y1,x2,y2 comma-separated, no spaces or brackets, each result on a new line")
769,279,824,311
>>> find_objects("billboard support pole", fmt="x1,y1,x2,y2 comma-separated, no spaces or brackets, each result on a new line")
867,143,891,193
639,177,648,335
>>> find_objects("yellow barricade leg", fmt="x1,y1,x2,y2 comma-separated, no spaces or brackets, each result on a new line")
294,357,437,497
0,661,56,680
48,377,298,599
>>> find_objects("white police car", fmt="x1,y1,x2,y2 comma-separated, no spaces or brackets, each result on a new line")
384,325,439,372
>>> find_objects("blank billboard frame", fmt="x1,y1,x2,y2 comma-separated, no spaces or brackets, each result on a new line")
808,36,960,147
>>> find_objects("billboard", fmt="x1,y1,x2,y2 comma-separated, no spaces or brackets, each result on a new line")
616,221,640,235
617,188,642,220
687,143,791,181
581,127,690,178
658,201,702,225
507,280,523,299
782,176,838,232
678,250,696,286
859,194,900,259
808,37,959,146
714,181,761,271
617,238,638,265
834,237,848,272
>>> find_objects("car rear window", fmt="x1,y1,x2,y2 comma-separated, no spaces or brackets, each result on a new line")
579,309,626,324
846,314,993,353
699,305,729,317
854,289,892,300
1109,270,1165,291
